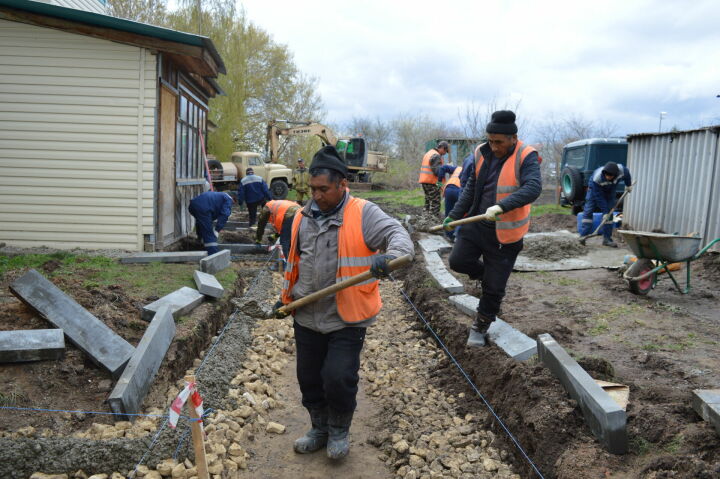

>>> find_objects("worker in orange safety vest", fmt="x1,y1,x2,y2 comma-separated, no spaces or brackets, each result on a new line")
418,140,449,218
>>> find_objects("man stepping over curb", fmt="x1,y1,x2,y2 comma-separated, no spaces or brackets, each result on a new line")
443,111,542,347
275,145,414,459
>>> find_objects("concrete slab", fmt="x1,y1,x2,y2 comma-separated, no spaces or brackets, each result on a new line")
0,329,65,362
692,389,720,435
141,287,204,321
9,269,134,377
537,333,627,454
119,251,207,264
448,294,478,316
193,270,225,298
218,243,268,255
514,231,628,271
422,251,463,294
418,234,453,255
200,249,231,274
108,305,176,420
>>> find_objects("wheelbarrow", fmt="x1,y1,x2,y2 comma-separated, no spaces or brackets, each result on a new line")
618,230,720,295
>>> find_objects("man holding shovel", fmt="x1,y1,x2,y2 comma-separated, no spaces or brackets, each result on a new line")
580,161,632,248
277,145,414,460
443,111,541,346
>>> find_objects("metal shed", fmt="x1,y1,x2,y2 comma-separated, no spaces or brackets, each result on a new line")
624,126,720,251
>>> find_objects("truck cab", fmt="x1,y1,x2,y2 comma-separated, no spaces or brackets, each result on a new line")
560,138,628,214
208,151,292,199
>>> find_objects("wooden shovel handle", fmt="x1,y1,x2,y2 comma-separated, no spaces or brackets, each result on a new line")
277,254,413,314
429,213,494,232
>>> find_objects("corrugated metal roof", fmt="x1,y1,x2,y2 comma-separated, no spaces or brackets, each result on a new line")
0,0,225,74
627,125,720,140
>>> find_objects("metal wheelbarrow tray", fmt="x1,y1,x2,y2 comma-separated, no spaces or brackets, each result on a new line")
618,230,720,295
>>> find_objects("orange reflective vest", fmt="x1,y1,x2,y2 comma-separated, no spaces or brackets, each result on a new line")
266,200,299,233
474,141,536,244
281,197,381,323
418,149,440,184
442,166,462,195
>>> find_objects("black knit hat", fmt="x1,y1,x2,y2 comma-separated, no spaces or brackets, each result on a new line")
486,110,518,135
310,145,348,178
603,162,620,177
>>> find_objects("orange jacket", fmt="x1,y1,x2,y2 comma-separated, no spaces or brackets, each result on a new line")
474,141,536,244
266,200,299,233
418,149,440,184
443,166,462,195
282,197,381,323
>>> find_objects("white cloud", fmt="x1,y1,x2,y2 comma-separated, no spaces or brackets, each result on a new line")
239,0,720,137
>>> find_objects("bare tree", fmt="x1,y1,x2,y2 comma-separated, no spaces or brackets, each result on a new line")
458,96,528,139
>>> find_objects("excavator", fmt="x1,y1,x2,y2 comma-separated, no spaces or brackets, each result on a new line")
266,120,388,183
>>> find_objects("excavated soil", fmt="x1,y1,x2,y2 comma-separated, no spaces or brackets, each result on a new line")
528,213,577,233
521,235,588,261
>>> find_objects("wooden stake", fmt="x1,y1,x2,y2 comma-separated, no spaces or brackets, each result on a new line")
184,375,209,479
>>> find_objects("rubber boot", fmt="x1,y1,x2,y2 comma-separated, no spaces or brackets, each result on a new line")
468,312,493,347
603,237,618,248
293,408,328,454
326,409,354,460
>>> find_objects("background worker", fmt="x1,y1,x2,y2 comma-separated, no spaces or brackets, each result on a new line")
255,199,301,259
581,161,632,248
437,163,463,241
444,111,541,346
279,145,413,460
237,167,272,227
418,140,449,218
188,190,234,255
292,158,310,205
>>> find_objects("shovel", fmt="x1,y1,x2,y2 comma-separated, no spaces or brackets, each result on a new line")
578,183,636,246
428,213,495,233
275,254,413,315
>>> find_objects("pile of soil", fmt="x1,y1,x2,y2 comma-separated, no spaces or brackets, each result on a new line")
522,234,588,261
529,213,577,232
220,230,253,244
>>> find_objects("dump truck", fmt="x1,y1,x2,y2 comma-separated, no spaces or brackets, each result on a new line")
207,151,293,199
266,120,388,183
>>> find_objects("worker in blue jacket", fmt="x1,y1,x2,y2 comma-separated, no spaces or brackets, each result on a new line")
237,168,272,227
580,161,632,247
189,191,234,255
458,152,475,189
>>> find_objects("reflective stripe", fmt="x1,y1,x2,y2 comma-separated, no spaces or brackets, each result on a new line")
241,176,263,185
282,279,290,289
336,276,379,286
496,217,530,229
204,242,218,246
338,256,374,267
582,218,594,223
285,262,294,273
497,185,519,194
420,166,434,172
514,144,525,181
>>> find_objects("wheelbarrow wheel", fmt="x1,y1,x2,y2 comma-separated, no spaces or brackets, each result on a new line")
628,259,656,295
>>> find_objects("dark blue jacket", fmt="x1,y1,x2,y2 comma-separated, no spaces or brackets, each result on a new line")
459,153,475,188
438,164,461,192
449,143,542,222
237,174,271,205
189,191,233,231
587,165,632,211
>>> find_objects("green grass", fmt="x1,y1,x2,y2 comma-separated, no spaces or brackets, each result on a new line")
664,434,684,453
641,334,696,352
530,203,571,216
353,188,425,207
629,436,653,455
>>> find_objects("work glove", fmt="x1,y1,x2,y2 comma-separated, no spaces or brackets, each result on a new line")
442,216,455,231
272,300,289,319
625,185,633,193
370,254,396,278
484,205,503,221
268,233,279,243
602,213,613,224
436,181,443,188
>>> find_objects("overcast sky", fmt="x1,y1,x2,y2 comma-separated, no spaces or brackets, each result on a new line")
238,0,720,139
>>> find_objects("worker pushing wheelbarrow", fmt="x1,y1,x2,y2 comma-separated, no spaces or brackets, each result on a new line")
619,230,720,295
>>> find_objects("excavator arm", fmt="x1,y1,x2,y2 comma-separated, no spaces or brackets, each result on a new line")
266,120,338,163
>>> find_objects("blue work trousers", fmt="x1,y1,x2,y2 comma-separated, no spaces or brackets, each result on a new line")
444,187,461,240
189,206,219,255
580,195,612,240
293,321,366,414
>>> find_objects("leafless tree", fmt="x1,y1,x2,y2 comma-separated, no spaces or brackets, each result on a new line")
458,96,529,139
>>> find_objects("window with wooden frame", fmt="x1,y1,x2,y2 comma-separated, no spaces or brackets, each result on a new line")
175,90,208,186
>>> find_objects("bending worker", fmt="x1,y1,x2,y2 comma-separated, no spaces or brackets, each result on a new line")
292,158,310,205
443,111,541,346
418,140,449,218
188,190,234,255
279,145,413,460
437,163,463,241
580,161,632,248
237,167,271,227
255,199,301,259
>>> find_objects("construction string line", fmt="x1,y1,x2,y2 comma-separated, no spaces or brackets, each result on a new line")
392,274,545,479
130,251,276,477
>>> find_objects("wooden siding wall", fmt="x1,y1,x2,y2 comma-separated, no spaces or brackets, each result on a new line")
33,0,108,15
0,19,156,251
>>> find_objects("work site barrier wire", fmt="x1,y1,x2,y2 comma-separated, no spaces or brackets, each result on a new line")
392,274,545,479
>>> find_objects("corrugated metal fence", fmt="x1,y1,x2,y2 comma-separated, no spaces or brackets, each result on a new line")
625,126,720,251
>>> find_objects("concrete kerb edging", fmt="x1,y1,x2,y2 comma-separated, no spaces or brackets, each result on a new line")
141,287,204,322
0,269,274,479
0,329,65,363
119,252,208,264
537,333,628,454
422,251,463,294
692,389,720,435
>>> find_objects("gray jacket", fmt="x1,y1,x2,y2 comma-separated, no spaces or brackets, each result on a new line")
290,193,414,334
